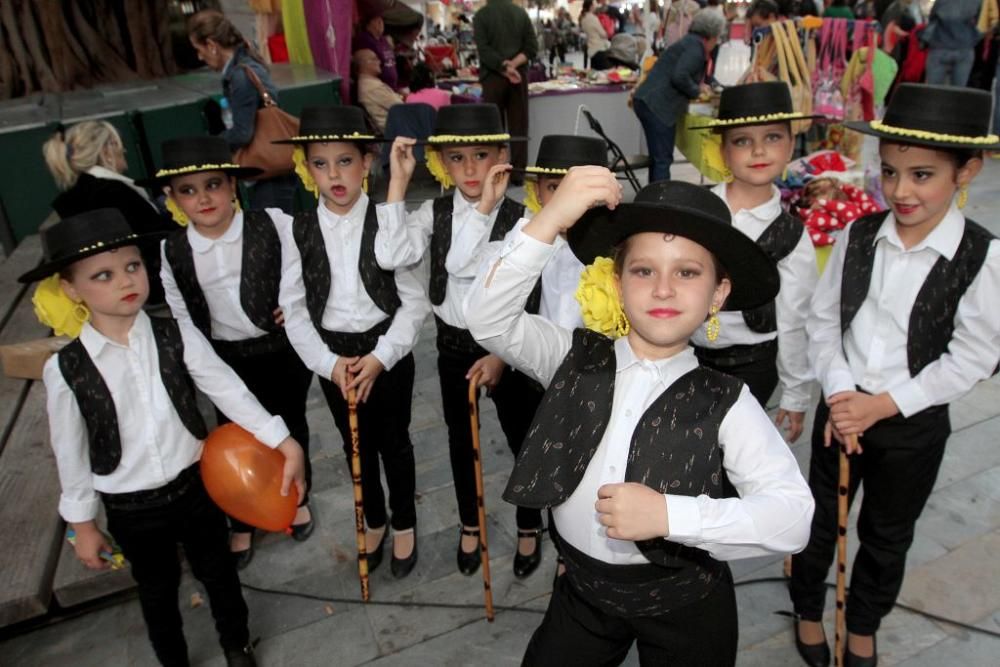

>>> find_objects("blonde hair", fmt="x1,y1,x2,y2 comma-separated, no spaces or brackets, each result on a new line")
42,121,123,190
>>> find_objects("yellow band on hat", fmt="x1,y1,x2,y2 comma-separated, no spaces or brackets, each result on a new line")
700,111,811,128
869,120,999,145
426,133,511,143
524,166,571,175
155,163,243,178
287,132,377,142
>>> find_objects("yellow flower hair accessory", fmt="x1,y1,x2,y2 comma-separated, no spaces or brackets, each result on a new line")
32,274,89,338
523,180,542,214
425,147,454,189
575,256,630,339
166,197,190,226
293,146,319,199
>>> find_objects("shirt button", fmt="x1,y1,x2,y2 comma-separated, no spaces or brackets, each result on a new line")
625,409,633,417
608,465,617,475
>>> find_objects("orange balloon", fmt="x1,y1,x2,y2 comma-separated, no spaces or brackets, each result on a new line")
200,423,297,532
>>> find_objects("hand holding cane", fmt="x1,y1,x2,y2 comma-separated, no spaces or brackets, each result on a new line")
834,434,857,667
347,376,370,602
468,370,495,622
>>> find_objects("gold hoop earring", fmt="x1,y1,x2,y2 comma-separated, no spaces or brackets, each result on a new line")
705,306,720,342
957,186,969,210
73,302,90,323
722,166,734,184
363,175,369,193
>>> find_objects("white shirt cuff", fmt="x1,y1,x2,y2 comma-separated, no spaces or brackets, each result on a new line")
253,416,291,449
887,382,929,419
664,494,702,542
59,495,100,524
317,351,339,384
371,342,397,372
822,369,856,399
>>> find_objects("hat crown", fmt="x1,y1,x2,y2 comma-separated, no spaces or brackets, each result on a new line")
635,181,732,226
882,84,994,139
159,136,234,173
40,208,135,266
715,82,794,122
297,105,371,138
432,104,506,137
534,135,607,170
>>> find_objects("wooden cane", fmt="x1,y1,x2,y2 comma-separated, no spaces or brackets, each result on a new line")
468,371,495,622
347,381,370,602
834,434,857,667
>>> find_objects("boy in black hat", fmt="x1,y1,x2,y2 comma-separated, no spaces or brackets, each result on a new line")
790,84,1000,667
465,169,814,665
275,106,428,578
144,136,315,568
23,209,306,667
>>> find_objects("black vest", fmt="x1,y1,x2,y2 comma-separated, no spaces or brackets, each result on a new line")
58,318,209,476
162,211,285,350
505,329,742,572
741,210,802,333
429,195,540,312
841,212,994,377
292,202,401,353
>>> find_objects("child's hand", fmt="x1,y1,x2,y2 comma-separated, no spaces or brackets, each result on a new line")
273,307,285,327
595,483,669,541
823,417,862,455
476,163,513,215
828,391,898,438
331,356,360,399
775,409,805,443
467,354,506,392
346,354,385,403
525,166,622,242
71,522,112,570
387,137,418,202
276,437,307,503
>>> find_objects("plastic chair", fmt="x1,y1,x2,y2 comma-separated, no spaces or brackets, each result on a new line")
577,106,650,192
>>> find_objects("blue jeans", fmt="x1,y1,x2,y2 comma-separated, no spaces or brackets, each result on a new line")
634,98,677,183
925,48,975,88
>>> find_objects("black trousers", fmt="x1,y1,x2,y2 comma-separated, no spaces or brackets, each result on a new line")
482,74,529,171
523,569,738,666
105,471,249,667
437,347,544,530
213,340,313,533
695,339,779,407
319,353,417,531
789,399,950,634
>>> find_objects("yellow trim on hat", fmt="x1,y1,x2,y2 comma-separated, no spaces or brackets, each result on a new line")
426,133,511,144
524,166,571,176
868,120,999,145
155,163,243,178
700,111,812,128
286,132,377,142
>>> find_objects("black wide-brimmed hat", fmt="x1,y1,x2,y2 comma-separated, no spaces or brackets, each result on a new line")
524,135,607,176
845,83,1000,150
426,103,527,145
135,136,262,188
19,208,168,284
689,81,826,131
567,181,779,311
272,105,389,145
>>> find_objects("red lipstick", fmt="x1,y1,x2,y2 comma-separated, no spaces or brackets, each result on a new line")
647,308,680,318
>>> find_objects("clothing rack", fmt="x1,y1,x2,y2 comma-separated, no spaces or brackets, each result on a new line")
751,17,880,44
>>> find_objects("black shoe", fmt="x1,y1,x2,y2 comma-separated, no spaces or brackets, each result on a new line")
365,527,388,573
513,528,543,579
224,644,257,667
390,528,418,579
844,635,877,667
290,505,315,542
794,620,831,667
231,532,254,571
457,526,481,576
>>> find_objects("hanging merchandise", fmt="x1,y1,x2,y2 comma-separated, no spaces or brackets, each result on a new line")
812,19,847,120
740,31,778,83
772,21,813,134
282,0,316,65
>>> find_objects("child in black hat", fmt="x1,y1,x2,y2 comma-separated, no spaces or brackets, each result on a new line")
690,81,821,444
383,103,548,577
143,136,315,567
790,83,1000,667
276,106,429,578
23,208,306,667
465,169,813,665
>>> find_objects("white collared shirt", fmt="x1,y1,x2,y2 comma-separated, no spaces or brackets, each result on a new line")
689,184,817,411
808,203,1000,417
43,312,290,523
279,194,430,379
465,228,814,564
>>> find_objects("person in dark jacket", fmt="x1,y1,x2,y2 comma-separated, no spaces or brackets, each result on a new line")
632,9,726,181
43,121,174,306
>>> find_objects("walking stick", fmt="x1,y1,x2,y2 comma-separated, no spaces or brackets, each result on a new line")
834,434,857,667
347,380,370,602
468,371,495,622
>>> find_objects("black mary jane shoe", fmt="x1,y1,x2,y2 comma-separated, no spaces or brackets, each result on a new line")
390,528,418,579
231,532,255,571
457,526,481,576
224,643,257,667
365,528,388,573
794,620,831,667
844,635,877,667
290,505,316,542
513,528,544,579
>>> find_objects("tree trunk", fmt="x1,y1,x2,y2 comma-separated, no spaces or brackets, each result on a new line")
34,0,89,90
0,20,16,99
1,0,36,95
68,0,139,83
19,0,60,92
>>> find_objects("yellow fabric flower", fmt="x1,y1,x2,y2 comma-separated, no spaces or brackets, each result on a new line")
32,274,88,338
292,146,319,199
165,197,190,226
425,148,454,189
523,180,542,214
575,257,629,339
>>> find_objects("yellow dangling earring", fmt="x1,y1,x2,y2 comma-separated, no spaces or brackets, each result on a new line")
232,196,241,213
166,197,190,226
614,302,631,338
957,185,969,210
363,175,369,193
705,305,721,342
73,301,90,324
722,166,734,184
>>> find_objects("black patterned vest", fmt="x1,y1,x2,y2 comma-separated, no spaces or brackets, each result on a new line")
741,210,802,333
293,202,401,357
58,318,209,476
429,195,541,312
840,212,994,376
163,211,287,355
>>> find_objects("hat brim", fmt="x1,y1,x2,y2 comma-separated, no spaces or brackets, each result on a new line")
843,120,1000,150
567,203,779,311
135,164,264,188
271,133,392,145
18,231,169,284
688,112,829,131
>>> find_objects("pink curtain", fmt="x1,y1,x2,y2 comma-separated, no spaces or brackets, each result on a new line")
302,0,354,102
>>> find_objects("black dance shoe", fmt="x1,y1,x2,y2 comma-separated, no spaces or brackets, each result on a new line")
224,644,257,667
290,505,315,542
390,528,418,579
844,635,877,667
366,528,388,573
513,528,543,579
457,526,481,575
231,532,254,571
794,620,831,667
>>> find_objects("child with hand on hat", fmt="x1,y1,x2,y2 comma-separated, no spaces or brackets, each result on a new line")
148,136,315,568
24,209,305,667
690,81,820,445
277,106,428,578
465,168,814,665
790,83,1000,667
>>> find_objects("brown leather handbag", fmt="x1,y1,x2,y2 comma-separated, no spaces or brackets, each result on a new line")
233,65,299,180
